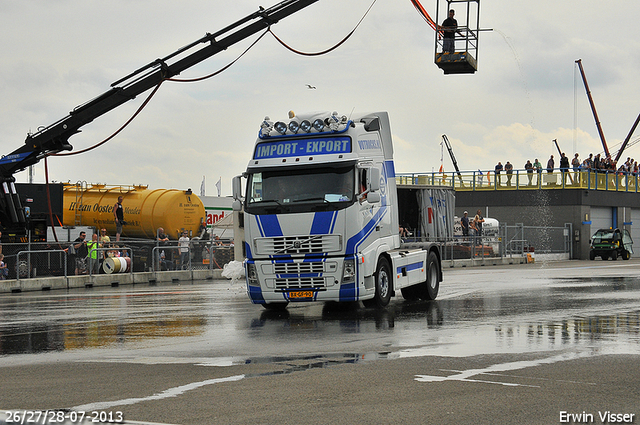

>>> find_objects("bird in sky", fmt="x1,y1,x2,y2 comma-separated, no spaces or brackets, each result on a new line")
306,84,316,89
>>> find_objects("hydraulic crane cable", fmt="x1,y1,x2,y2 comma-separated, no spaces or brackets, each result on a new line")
173,0,378,80
168,29,270,83
410,0,437,31
52,81,164,157
597,137,640,160
43,156,61,246
48,0,377,157
52,30,267,154
268,0,378,56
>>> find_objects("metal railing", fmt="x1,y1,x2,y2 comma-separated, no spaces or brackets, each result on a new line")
16,249,68,281
397,169,640,192
2,239,235,282
402,223,572,261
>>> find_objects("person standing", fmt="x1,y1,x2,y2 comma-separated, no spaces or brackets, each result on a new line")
72,231,88,275
505,161,513,186
99,228,110,245
572,153,581,183
533,158,542,185
156,227,170,270
461,211,470,240
179,231,190,270
560,152,570,184
494,161,503,186
99,228,111,259
474,209,485,244
572,153,580,172
440,9,459,53
113,196,124,242
156,227,169,244
546,155,555,173
525,160,534,185
87,233,101,275
0,254,7,280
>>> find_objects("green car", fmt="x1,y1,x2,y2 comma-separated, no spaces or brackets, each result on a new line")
589,228,633,260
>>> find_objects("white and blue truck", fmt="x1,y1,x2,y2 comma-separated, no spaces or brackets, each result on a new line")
232,111,443,309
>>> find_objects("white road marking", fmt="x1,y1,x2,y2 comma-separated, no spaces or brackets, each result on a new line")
415,351,594,387
72,374,245,411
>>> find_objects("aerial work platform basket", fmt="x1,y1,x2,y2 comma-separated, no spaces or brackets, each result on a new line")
434,0,480,74
435,51,477,74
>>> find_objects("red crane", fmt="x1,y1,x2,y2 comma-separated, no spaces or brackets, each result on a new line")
575,59,640,162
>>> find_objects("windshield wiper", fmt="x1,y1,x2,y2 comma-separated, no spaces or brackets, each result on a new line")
293,196,327,203
250,199,284,206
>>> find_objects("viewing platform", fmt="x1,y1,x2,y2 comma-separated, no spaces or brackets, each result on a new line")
397,169,640,193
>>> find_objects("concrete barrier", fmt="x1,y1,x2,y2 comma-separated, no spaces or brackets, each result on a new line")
1,268,224,293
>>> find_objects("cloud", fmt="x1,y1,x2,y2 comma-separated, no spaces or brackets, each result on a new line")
3,0,640,198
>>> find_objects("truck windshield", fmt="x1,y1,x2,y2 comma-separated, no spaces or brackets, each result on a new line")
246,165,355,214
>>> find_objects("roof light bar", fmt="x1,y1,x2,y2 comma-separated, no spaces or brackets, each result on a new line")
259,111,349,138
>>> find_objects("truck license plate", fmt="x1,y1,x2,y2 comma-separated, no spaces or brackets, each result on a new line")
289,291,314,299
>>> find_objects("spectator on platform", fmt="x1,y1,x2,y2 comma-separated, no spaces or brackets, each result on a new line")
179,231,190,270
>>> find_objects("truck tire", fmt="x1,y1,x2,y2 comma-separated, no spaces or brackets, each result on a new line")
419,251,440,301
363,257,392,308
622,250,630,260
589,251,596,260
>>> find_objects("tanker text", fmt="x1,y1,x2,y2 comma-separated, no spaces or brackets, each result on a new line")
68,202,141,215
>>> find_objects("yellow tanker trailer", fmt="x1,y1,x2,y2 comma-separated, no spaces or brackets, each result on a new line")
63,184,205,239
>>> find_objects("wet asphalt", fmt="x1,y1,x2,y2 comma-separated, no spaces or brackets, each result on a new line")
0,259,638,424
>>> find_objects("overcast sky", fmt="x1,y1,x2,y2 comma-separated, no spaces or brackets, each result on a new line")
2,0,639,196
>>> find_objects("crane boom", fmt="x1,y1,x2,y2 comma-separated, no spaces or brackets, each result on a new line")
575,59,611,159
441,134,464,185
0,0,319,238
614,113,640,163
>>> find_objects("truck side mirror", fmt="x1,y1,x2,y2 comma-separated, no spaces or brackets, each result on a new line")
368,167,381,191
232,175,243,200
232,175,243,211
366,192,381,203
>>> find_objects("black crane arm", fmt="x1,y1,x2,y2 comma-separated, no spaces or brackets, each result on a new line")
0,0,319,235
441,134,464,185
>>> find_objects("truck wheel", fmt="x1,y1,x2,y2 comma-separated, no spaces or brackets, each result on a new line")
611,253,617,261
622,250,630,260
363,257,392,308
419,251,440,301
589,251,596,260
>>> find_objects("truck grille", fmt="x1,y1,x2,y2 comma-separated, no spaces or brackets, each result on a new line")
270,261,329,290
255,235,341,255
274,262,324,274
275,276,326,290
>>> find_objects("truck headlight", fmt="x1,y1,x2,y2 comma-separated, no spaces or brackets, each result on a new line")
342,259,356,284
247,263,259,286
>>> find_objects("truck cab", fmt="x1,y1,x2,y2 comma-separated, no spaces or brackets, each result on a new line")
233,111,442,309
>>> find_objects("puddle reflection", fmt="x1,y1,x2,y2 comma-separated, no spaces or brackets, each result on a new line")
0,317,207,355
2,275,639,358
